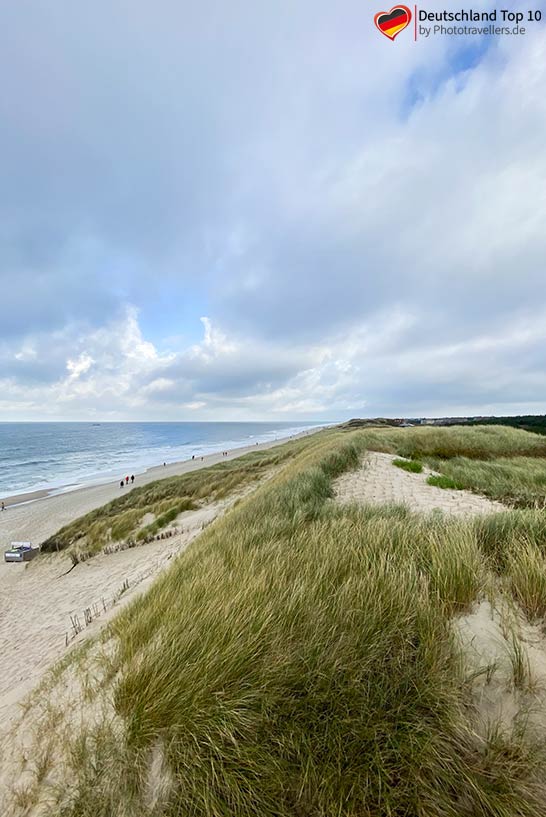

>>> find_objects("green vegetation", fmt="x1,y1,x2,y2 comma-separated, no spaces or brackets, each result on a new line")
427,474,463,490
470,509,546,622
465,414,546,436
342,417,405,429
392,457,423,473
30,426,546,816
422,456,546,507
474,509,546,570
358,423,546,461
343,424,546,506
40,442,311,556
344,415,546,436
135,498,196,541
508,540,546,620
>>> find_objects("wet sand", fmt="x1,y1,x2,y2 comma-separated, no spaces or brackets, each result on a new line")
0,428,321,732
0,428,320,545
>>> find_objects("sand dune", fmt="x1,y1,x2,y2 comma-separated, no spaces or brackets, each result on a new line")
0,501,227,732
333,451,506,515
0,433,313,546
0,432,316,733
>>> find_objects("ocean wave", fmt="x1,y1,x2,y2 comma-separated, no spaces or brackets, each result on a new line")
0,422,325,497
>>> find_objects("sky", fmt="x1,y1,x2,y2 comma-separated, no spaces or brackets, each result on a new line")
0,0,545,422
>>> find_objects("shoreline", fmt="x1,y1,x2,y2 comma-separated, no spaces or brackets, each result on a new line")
0,427,326,549
0,426,326,510
0,425,325,734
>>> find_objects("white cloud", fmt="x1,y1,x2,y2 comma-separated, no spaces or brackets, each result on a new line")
66,353,94,379
14,343,37,362
1,294,546,420
189,317,237,361
1,2,545,419
182,401,207,410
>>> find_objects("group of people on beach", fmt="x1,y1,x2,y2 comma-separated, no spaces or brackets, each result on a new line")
117,449,233,490
120,475,135,488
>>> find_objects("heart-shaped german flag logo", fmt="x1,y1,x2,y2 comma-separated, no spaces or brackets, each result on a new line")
374,5,412,40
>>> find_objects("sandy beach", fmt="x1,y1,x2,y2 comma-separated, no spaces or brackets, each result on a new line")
0,428,319,545
0,429,319,731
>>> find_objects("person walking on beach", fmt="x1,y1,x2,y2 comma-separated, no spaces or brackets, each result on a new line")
125,475,129,485
131,474,135,484
120,479,124,488
1,501,4,511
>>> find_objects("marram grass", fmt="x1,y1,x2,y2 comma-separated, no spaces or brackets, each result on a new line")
346,425,546,506
36,426,546,817
427,474,463,490
392,457,423,473
40,439,316,555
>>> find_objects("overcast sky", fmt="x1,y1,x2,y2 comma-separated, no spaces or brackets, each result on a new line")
0,0,545,421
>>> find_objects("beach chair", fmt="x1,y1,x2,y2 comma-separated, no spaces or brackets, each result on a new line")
4,541,40,563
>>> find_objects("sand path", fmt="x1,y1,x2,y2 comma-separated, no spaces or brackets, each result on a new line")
333,452,505,516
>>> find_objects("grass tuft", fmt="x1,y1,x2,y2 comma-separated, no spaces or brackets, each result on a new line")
393,458,423,473
427,475,464,490
508,539,546,620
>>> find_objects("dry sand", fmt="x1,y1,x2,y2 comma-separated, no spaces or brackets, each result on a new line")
333,451,506,516
0,496,245,816
0,430,317,732
0,499,233,732
334,453,546,740
0,434,542,811
0,429,318,545
455,597,546,737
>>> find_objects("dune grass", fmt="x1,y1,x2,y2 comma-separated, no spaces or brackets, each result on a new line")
392,457,423,473
40,439,317,555
427,474,464,490
464,509,546,624
345,425,546,506
32,427,546,817
422,456,546,507
473,510,546,571
507,539,546,621
352,423,546,461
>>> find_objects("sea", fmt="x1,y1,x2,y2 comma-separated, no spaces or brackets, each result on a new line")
0,421,325,499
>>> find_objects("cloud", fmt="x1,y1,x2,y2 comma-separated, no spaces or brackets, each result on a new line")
67,353,94,380
1,299,546,421
213,30,546,348
0,1,545,419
